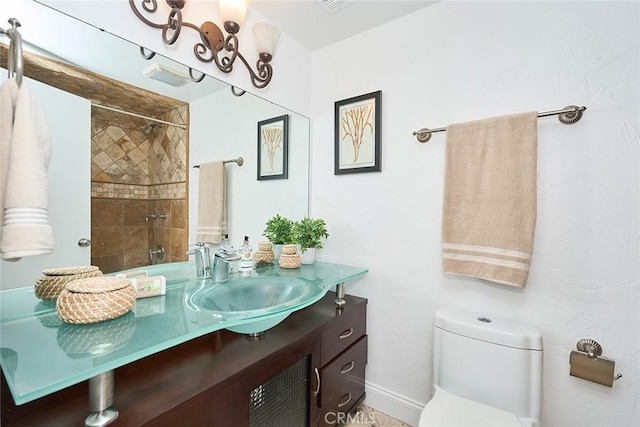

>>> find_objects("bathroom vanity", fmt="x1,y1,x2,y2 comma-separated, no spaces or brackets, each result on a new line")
0,262,368,426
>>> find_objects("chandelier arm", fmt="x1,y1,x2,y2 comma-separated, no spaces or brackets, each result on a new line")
162,8,182,45
181,21,202,32
130,0,184,44
129,0,167,29
175,21,217,63
141,0,158,13
235,51,273,89
217,34,239,72
193,42,215,63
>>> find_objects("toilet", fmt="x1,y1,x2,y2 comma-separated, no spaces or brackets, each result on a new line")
419,308,543,427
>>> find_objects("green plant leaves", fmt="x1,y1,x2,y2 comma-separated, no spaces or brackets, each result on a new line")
292,217,329,251
262,214,294,244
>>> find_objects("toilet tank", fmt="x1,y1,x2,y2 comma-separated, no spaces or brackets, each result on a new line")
432,308,543,420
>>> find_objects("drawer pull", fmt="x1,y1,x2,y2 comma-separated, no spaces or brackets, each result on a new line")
339,328,354,340
337,392,352,408
340,361,355,374
313,367,320,397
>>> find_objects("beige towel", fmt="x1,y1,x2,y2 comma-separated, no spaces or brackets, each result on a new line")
442,112,537,288
0,79,18,241
196,161,226,244
0,78,54,260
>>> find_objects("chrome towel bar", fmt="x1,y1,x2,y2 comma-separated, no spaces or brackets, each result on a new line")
413,105,587,143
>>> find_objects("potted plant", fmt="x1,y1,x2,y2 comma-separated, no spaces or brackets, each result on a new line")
292,217,329,264
262,214,294,258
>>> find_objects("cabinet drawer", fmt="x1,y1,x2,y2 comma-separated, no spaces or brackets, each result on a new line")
320,303,366,366
319,335,367,425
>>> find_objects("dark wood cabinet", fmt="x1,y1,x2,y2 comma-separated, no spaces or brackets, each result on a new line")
1,292,367,426
317,300,368,427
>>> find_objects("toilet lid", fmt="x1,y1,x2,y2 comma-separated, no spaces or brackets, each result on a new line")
419,391,525,427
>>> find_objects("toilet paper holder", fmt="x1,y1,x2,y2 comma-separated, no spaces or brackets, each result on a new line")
569,339,622,387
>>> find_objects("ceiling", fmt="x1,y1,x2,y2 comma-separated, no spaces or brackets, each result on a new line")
251,0,438,51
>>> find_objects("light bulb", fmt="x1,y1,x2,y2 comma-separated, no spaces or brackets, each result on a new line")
219,0,250,27
253,22,280,57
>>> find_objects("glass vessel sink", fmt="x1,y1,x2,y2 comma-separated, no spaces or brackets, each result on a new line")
184,276,316,334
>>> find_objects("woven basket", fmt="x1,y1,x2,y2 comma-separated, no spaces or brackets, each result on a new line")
254,250,275,264
282,244,298,255
258,241,273,252
57,277,136,324
42,266,100,276
35,268,103,301
279,254,301,269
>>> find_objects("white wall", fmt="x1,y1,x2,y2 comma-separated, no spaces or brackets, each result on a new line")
309,2,639,426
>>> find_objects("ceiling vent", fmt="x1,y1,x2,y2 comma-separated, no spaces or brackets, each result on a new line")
143,63,191,87
314,0,355,15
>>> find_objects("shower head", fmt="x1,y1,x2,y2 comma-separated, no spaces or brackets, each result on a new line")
143,123,162,136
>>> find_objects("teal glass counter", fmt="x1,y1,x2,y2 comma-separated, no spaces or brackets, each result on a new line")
0,261,367,405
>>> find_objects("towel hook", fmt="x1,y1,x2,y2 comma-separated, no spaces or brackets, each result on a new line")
1,18,23,86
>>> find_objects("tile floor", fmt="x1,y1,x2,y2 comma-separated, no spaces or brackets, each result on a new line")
343,404,412,427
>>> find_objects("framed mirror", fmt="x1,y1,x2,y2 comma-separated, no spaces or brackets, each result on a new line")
0,1,309,287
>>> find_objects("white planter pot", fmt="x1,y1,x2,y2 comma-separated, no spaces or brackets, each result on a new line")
300,248,316,265
273,244,283,259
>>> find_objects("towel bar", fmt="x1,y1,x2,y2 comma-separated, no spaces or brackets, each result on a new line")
413,105,587,143
193,157,244,168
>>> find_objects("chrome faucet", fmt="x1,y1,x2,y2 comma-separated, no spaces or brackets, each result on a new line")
212,247,241,282
145,212,168,222
148,245,165,263
186,243,212,279
212,253,230,282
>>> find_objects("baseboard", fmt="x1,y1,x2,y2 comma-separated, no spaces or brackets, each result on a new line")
362,381,425,426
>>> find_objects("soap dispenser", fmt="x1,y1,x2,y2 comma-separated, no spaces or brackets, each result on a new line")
238,236,254,276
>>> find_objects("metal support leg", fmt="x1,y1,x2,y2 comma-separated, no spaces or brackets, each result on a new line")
85,370,118,427
335,282,346,307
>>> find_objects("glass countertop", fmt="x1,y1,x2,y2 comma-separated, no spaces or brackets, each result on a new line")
0,261,367,405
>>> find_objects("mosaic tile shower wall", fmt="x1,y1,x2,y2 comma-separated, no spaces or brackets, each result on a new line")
91,105,189,273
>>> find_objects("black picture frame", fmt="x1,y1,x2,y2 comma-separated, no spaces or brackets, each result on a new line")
334,90,382,175
257,114,289,180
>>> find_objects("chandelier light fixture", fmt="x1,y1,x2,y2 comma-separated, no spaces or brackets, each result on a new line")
129,0,281,88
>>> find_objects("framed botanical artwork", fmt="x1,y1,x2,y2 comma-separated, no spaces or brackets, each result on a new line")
334,90,381,175
257,114,289,180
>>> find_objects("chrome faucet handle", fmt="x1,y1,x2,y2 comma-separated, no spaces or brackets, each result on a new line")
186,243,212,279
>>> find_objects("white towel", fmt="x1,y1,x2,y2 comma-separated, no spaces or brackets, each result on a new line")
0,78,54,260
196,161,226,244
441,112,538,288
